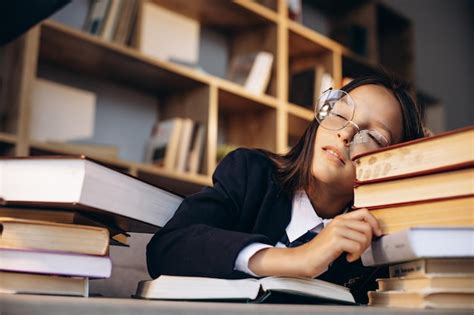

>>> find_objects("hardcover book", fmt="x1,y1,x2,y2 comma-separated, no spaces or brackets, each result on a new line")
0,156,183,232
0,217,109,255
361,227,474,266
353,126,474,183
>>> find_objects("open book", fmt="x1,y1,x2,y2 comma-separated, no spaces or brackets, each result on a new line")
135,275,355,304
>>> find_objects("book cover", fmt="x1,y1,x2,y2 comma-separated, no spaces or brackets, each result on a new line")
389,258,474,278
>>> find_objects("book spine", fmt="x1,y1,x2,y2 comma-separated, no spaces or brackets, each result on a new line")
389,260,427,278
361,230,416,266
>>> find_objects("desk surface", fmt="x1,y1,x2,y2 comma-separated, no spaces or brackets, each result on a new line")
0,294,472,315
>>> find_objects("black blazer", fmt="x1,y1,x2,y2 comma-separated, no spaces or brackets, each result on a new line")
146,148,385,303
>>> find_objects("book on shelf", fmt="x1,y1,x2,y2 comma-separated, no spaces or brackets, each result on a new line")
135,1,200,64
145,117,184,172
30,78,96,142
112,0,138,45
353,126,474,183
0,248,111,278
376,275,474,292
389,258,474,278
175,118,194,173
0,156,183,233
135,275,355,305
186,122,206,174
353,167,474,209
227,51,274,95
83,0,110,35
0,217,109,256
368,196,474,234
0,271,89,297
99,0,123,41
368,290,474,309
0,207,129,247
361,227,474,266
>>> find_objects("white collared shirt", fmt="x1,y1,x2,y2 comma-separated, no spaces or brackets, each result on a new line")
234,190,332,276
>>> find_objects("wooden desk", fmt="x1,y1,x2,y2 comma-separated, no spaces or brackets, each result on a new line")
0,294,471,315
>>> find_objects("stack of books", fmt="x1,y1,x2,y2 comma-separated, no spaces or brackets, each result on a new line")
352,126,474,309
0,156,183,297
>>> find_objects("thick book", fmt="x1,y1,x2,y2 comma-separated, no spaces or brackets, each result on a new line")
353,167,474,208
0,217,109,255
368,290,474,309
0,248,112,278
135,275,355,305
389,258,474,278
368,196,474,234
0,271,88,297
361,227,474,266
377,275,474,292
0,207,129,246
0,156,183,232
353,126,474,183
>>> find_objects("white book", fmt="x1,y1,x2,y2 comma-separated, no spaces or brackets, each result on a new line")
244,52,274,95
0,156,183,232
145,118,184,171
135,275,355,304
0,248,111,278
100,0,123,41
30,78,96,142
362,227,474,266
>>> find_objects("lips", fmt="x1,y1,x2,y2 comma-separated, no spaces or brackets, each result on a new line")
322,146,346,165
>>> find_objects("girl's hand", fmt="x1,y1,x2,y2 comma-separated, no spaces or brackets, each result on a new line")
295,208,382,277
248,208,381,278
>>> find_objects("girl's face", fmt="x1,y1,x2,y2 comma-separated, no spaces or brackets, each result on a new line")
312,84,404,194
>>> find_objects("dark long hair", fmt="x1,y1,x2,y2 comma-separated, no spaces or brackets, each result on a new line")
266,74,425,193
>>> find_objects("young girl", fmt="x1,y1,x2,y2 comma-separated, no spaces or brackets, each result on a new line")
146,75,426,303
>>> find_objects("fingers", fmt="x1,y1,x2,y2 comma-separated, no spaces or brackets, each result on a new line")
338,238,363,262
341,208,382,236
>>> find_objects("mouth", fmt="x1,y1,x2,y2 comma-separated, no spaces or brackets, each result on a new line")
322,146,346,165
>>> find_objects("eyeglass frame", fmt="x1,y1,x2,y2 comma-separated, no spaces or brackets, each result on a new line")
314,88,391,157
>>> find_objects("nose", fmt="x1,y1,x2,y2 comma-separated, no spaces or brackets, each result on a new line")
337,122,359,146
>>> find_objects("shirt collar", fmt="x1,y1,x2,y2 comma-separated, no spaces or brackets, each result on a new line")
286,190,332,242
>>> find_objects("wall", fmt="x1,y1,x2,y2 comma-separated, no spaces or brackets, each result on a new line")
382,0,474,130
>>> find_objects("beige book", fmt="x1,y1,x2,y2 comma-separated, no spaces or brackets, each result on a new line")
0,271,88,297
377,275,474,292
353,126,474,183
0,207,129,246
389,259,474,278
368,290,474,309
369,196,474,234
0,217,109,255
354,167,474,208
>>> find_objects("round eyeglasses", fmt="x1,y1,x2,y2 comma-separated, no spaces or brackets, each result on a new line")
314,89,390,159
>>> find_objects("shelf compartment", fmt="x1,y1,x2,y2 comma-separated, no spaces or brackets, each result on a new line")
217,87,277,152
150,0,278,30
39,21,210,96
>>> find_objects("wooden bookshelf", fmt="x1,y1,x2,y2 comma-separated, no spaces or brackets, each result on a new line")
0,0,419,196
